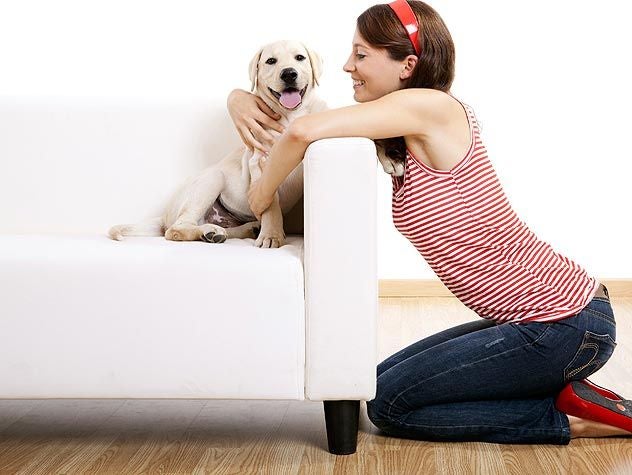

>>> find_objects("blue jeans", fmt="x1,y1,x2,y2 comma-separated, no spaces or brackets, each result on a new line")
366,295,617,444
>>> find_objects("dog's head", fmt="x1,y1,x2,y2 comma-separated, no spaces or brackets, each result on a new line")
249,40,323,112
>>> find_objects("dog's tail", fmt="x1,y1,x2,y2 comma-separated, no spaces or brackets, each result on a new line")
108,217,165,241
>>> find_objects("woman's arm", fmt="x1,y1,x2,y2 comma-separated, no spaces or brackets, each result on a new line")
227,89,285,153
247,88,450,218
295,87,450,142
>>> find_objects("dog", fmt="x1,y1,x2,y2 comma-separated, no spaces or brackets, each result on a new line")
108,40,327,248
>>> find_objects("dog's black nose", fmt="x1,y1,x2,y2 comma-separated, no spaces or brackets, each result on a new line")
280,68,298,84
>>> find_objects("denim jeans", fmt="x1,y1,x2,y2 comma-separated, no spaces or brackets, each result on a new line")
366,294,617,444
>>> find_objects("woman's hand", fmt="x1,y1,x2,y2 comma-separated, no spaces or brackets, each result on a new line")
248,162,275,221
227,89,285,154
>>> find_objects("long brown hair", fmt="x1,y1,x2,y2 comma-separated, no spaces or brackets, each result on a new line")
357,0,455,162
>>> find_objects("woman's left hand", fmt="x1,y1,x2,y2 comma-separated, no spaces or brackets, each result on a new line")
248,161,275,221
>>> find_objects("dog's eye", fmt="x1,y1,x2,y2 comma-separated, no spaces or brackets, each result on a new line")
295,55,306,61
265,58,277,65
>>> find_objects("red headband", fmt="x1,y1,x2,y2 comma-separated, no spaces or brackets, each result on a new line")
388,0,421,56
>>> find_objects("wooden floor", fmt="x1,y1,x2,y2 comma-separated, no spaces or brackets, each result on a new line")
1,298,631,474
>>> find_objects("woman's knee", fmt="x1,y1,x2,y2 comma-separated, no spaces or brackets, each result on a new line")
367,381,410,426
366,397,392,428
367,378,396,423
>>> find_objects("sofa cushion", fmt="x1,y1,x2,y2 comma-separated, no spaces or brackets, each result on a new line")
0,234,306,399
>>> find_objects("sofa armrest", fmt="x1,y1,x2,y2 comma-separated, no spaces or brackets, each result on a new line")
303,137,378,401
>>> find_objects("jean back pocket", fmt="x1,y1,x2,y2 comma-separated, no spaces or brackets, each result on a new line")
564,330,617,382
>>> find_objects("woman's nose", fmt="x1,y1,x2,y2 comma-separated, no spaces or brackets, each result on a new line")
343,58,354,72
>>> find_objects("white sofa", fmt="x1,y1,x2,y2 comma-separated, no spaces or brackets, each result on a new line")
0,97,378,454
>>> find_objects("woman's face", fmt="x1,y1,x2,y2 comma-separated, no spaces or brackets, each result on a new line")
343,29,413,103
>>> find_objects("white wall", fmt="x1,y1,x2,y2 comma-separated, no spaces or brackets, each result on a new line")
1,0,630,278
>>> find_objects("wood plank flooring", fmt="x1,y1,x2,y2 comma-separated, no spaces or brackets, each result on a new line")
1,298,631,474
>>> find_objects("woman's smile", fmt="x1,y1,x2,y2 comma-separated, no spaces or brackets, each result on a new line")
353,79,366,89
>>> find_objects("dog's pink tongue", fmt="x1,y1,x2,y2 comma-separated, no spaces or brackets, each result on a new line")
280,90,301,109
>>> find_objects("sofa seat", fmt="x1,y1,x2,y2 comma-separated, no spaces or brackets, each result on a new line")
0,233,306,400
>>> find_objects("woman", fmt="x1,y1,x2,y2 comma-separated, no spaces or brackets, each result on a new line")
228,0,631,444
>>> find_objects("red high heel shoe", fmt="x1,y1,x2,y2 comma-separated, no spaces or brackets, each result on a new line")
580,379,623,400
555,380,632,433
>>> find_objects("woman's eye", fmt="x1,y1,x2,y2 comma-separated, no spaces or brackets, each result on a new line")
295,55,306,61
266,58,277,65
356,54,366,59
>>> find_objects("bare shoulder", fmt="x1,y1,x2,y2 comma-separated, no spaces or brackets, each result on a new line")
387,88,461,129
388,88,452,104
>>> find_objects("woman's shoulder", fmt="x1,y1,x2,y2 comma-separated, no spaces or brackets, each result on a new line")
389,87,452,105
390,88,467,131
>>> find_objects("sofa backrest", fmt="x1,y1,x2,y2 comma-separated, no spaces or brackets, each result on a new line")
0,96,247,235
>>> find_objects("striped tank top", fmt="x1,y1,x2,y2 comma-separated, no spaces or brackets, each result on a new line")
391,94,598,324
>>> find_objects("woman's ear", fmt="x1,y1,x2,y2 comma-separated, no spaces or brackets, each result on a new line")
249,48,264,92
400,54,418,80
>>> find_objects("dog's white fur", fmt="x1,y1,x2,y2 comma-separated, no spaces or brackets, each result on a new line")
108,40,328,248
108,39,404,247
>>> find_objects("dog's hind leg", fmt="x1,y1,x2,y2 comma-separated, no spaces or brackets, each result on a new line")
225,221,261,239
164,169,226,242
198,221,259,243
108,216,165,241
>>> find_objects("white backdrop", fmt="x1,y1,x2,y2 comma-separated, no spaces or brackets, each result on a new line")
1,0,630,278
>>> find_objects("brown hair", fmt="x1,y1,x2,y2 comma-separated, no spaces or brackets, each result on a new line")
357,0,455,162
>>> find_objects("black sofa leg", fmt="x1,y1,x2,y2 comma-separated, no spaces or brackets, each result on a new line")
323,400,360,455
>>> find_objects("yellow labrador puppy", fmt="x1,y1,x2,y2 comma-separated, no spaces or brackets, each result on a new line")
108,40,327,248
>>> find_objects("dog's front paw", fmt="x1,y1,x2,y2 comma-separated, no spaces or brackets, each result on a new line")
254,229,285,248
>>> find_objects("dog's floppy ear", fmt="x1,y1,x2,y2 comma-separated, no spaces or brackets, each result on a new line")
301,43,323,87
249,47,263,92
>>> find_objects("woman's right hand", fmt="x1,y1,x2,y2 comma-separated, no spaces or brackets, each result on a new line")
227,89,285,154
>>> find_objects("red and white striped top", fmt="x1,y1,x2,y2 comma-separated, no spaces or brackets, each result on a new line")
392,95,598,324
